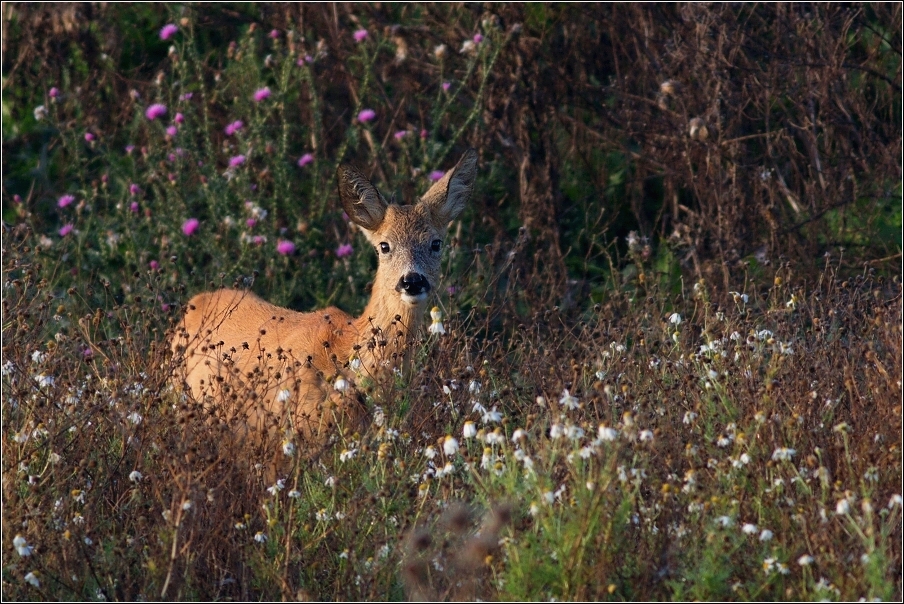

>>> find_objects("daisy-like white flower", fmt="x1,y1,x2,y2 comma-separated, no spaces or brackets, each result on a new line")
559,389,579,410
443,436,459,456
835,498,850,515
597,424,618,441
282,441,296,456
771,447,796,462
13,535,34,557
129,470,143,483
254,531,267,543
428,306,446,335
24,571,40,587
462,421,477,439
482,406,502,424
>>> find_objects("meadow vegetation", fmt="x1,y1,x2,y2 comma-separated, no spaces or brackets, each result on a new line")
2,4,901,601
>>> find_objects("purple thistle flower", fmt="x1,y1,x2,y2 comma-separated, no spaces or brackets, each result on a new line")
179,92,193,101
168,153,176,162
182,218,200,236
246,218,257,228
473,33,484,44
394,130,409,141
130,202,139,213
125,145,136,154
174,112,184,124
149,260,160,271
166,125,178,137
160,24,178,41
357,108,376,123
13,195,22,204
253,87,271,102
269,29,280,39
276,240,296,255
336,243,354,258
49,87,60,98
229,155,246,168
353,29,369,42
442,81,451,92
224,120,244,136
145,103,167,120
429,170,445,182
304,54,313,64
420,129,428,139
297,153,314,167
252,235,266,246
84,132,95,142
129,184,140,196
59,223,74,237
58,194,75,208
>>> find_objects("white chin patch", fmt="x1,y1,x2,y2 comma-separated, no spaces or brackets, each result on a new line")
401,293,428,305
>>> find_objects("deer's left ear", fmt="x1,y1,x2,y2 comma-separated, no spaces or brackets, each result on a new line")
420,148,478,224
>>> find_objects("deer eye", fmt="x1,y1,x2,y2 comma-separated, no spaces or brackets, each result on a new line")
431,239,442,253
379,242,391,254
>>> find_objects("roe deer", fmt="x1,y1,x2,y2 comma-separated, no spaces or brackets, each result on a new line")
171,149,478,450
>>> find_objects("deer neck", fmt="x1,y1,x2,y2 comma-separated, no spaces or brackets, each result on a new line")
352,289,426,370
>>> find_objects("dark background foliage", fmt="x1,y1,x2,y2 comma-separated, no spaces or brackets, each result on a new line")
3,3,900,314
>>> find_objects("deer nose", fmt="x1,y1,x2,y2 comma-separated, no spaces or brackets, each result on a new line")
397,273,431,296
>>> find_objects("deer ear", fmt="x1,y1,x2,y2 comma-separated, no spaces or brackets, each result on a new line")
337,164,388,231
420,148,477,224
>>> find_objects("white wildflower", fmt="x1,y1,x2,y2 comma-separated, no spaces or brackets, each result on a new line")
741,523,758,535
128,470,143,483
275,388,292,403
13,535,34,557
559,389,579,410
462,421,477,439
836,498,850,515
443,436,459,455
482,406,502,424
597,424,618,441
33,374,55,389
759,529,774,542
669,312,682,325
24,571,40,587
771,447,796,461
282,440,296,456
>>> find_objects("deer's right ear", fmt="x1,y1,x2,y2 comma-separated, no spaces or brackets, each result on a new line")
338,164,388,231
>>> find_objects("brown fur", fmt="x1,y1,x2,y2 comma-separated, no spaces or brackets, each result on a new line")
171,150,478,451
